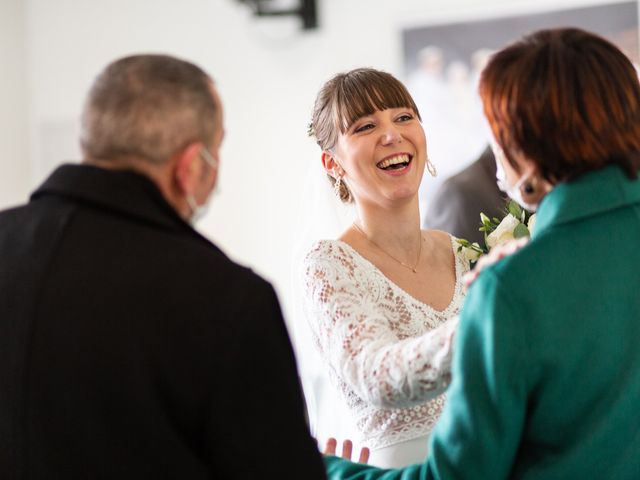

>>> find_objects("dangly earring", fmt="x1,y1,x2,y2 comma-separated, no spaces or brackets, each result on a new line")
426,157,437,177
512,170,550,212
334,175,343,198
522,182,535,195
521,172,540,197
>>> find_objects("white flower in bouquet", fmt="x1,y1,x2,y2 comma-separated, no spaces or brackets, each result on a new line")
528,213,537,233
456,200,534,264
486,214,520,249
460,242,483,262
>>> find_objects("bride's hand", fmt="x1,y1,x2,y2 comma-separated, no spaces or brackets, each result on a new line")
324,438,370,464
463,237,529,287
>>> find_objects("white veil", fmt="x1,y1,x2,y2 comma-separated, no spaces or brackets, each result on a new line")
289,156,362,450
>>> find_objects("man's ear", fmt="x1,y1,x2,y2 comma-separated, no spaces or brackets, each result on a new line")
174,142,205,196
321,151,342,179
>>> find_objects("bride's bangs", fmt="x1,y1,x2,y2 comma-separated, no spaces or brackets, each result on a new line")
333,73,421,134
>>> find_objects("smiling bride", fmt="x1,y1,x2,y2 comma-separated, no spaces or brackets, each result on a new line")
302,68,470,468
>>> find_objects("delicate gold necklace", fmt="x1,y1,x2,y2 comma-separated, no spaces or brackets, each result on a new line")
352,222,423,274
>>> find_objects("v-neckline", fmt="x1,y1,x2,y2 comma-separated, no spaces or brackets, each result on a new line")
333,236,466,315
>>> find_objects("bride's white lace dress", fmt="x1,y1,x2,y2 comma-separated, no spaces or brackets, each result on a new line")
302,237,469,467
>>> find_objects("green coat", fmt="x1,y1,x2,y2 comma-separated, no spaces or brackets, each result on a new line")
325,166,640,479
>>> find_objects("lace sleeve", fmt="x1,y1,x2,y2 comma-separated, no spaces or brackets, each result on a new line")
302,241,458,409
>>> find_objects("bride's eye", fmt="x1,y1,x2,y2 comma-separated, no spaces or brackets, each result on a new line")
396,113,414,122
354,123,375,133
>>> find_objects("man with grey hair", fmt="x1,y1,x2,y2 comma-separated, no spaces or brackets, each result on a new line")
0,54,325,479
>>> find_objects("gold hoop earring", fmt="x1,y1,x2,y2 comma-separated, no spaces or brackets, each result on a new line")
426,157,437,177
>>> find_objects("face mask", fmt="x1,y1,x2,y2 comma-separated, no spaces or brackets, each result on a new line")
186,148,218,224
491,140,539,212
186,195,210,224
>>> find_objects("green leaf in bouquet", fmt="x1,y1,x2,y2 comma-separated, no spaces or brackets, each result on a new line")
513,223,530,238
507,200,522,219
492,217,501,224
456,237,487,256
480,212,491,226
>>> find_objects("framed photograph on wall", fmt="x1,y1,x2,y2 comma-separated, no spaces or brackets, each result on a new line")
401,0,639,213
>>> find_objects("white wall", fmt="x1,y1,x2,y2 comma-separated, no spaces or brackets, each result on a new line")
4,0,628,331
0,0,29,208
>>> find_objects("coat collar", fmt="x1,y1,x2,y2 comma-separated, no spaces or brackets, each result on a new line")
533,165,640,238
31,163,194,234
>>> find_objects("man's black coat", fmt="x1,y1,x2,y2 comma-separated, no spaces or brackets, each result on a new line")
0,164,325,479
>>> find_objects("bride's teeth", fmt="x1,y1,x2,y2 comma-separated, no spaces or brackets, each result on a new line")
378,154,410,169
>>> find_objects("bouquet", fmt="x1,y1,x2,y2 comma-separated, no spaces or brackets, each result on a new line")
456,200,536,263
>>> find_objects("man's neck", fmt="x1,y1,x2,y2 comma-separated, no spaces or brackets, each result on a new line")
83,157,191,221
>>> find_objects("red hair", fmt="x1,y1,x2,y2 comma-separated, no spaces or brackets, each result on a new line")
480,28,640,181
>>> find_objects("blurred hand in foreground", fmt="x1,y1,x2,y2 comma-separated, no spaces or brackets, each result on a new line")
463,237,529,287
324,438,370,464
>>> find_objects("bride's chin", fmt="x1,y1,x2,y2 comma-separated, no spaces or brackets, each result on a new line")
384,187,419,203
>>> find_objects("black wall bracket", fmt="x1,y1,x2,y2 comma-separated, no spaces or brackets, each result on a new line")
237,0,318,30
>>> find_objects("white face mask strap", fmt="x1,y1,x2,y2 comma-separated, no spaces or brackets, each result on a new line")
186,195,198,213
200,147,218,169
490,138,540,212
513,168,535,193
186,194,209,225
185,147,219,225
